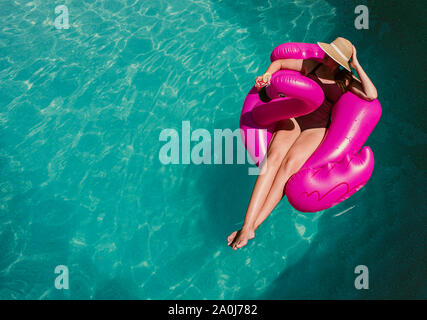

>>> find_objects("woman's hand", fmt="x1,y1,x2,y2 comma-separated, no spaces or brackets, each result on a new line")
262,72,272,83
255,75,269,89
255,75,263,83
350,45,359,68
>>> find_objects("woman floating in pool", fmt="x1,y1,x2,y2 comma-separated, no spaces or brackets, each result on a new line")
228,37,378,250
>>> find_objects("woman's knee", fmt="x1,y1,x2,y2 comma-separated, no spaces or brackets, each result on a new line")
265,147,287,167
280,155,305,175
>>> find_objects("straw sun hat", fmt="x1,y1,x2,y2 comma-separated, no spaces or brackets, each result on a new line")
317,37,353,72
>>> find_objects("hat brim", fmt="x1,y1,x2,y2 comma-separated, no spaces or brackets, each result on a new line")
317,42,351,72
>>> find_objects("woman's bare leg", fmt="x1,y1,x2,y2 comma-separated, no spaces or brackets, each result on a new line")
230,128,326,250
228,119,301,249
251,128,326,233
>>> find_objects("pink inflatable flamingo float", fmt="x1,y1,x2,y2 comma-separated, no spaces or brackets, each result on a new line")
240,43,382,212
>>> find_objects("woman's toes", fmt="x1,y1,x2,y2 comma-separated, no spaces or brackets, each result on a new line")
236,239,247,248
232,240,246,250
227,233,233,243
227,231,237,245
228,229,255,249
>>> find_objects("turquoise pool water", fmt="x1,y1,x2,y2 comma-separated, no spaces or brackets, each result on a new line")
0,0,425,299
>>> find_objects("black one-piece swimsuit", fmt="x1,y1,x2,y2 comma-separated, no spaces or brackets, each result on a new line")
294,63,343,131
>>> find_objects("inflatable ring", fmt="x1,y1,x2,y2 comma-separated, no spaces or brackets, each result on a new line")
240,42,382,212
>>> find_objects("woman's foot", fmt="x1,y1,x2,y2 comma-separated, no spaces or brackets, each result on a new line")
227,228,255,250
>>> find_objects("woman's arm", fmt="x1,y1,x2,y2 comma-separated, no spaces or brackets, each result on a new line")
349,45,378,101
258,59,315,83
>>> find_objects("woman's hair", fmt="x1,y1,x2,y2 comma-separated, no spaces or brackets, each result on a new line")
334,69,353,93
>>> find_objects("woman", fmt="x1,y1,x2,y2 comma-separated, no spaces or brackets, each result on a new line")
228,37,378,250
